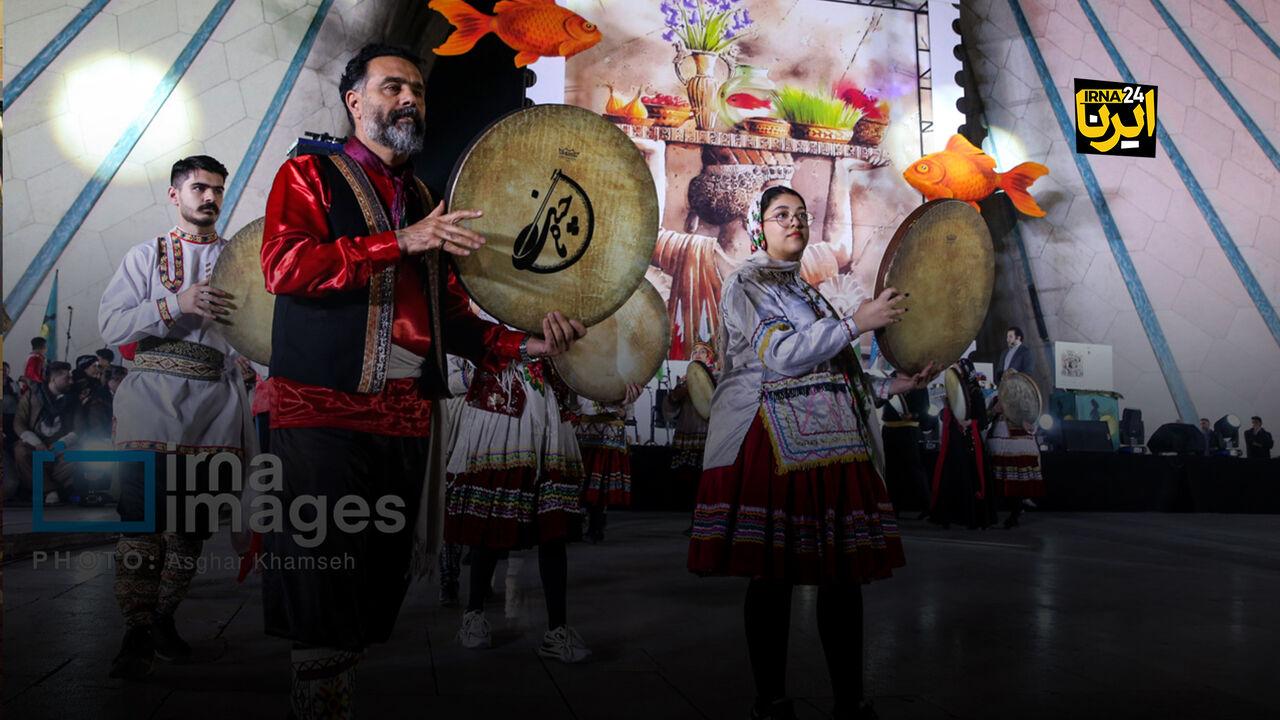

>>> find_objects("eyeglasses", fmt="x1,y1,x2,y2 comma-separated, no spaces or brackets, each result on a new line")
764,210,814,226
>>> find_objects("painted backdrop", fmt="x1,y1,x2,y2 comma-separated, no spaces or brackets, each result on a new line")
565,0,927,358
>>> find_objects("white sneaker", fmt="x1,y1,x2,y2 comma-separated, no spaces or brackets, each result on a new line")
456,610,491,649
44,491,61,505
538,625,591,663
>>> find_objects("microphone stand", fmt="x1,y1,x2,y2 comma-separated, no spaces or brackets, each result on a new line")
64,306,74,361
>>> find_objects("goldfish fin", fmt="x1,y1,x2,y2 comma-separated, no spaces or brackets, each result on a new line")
966,200,982,213
430,0,494,56
998,161,1049,217
945,133,985,156
513,50,542,67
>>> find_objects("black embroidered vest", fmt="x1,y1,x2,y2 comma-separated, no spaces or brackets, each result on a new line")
269,152,448,396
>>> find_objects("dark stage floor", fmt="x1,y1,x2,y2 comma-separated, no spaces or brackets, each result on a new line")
4,512,1279,719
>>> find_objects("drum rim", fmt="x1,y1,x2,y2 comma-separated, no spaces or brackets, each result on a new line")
943,365,969,422
551,279,670,403
445,103,657,332
686,360,715,419
211,215,271,366
1000,369,1042,426
873,198,989,373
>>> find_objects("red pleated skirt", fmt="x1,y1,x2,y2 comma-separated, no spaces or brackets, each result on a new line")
580,446,632,508
988,426,1046,498
688,414,905,585
445,467,583,550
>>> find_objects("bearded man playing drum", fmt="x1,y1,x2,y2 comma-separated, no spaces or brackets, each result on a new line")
687,186,935,720
259,43,585,719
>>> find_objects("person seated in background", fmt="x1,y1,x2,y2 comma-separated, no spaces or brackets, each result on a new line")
12,362,79,504
72,355,114,447
1244,417,1273,460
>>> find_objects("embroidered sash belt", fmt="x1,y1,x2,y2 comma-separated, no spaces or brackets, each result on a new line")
133,337,225,381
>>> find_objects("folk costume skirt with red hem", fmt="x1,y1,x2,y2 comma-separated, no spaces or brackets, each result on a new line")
577,418,632,508
987,423,1046,498
688,414,905,585
579,446,631,508
445,466,583,550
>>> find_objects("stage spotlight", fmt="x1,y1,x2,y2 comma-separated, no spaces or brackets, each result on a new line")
1038,414,1055,431
1214,415,1241,449
55,53,194,174
981,126,1031,170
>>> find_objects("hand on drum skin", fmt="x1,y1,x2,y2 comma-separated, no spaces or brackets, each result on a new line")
887,361,939,395
178,280,233,321
670,380,689,402
623,383,644,405
396,201,486,257
852,287,906,333
526,312,587,358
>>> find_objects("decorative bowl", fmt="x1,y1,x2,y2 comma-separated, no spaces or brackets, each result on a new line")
791,122,855,143
740,117,791,139
644,103,693,128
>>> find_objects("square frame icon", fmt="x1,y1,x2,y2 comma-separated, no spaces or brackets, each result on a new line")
32,447,155,533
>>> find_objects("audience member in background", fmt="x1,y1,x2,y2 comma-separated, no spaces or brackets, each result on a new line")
23,337,49,390
95,348,116,378
1198,418,1220,456
72,355,114,446
107,366,129,396
1244,417,1273,460
995,326,1032,386
12,361,78,503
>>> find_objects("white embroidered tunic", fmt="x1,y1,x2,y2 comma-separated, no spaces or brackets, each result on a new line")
98,227,251,455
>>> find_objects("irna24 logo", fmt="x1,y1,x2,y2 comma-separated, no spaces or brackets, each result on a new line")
1074,78,1158,158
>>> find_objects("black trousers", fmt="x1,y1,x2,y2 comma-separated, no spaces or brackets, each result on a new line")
117,452,219,539
262,427,427,650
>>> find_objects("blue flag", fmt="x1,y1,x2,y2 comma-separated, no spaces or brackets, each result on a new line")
40,271,58,362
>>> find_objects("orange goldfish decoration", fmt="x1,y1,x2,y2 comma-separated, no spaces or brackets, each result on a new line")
429,0,603,68
902,134,1049,217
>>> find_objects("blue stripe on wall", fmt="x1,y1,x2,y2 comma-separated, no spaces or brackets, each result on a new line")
1077,0,1280,351
1006,0,1198,422
4,0,111,108
1224,0,1280,66
217,0,336,236
3,0,235,327
1149,0,1280,173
